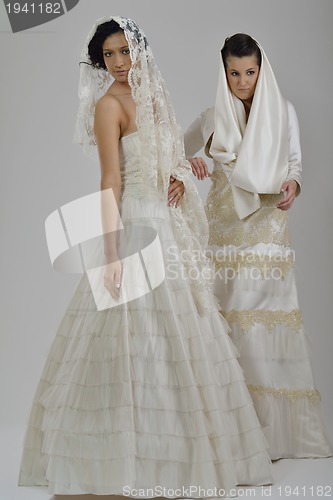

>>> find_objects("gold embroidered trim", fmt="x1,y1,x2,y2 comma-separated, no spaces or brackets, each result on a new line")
212,254,295,279
205,177,291,248
248,384,321,401
208,218,290,248
222,309,302,333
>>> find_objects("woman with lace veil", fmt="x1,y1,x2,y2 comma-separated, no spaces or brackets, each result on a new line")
18,18,273,496
184,33,331,460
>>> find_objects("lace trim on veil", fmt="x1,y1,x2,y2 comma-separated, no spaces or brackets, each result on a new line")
74,16,215,314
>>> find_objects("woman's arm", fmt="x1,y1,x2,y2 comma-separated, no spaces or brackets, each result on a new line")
184,109,212,180
285,101,302,193
277,101,302,210
94,95,123,299
183,110,206,159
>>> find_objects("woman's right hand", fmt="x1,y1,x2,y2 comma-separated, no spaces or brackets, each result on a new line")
189,157,211,180
104,259,122,301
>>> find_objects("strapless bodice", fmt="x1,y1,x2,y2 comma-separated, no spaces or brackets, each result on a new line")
119,131,141,169
119,131,151,199
120,130,140,152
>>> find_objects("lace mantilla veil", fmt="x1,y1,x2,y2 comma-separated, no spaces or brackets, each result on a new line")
210,39,289,219
73,16,215,315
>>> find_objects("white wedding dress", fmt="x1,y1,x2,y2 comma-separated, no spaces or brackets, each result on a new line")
184,105,332,460
18,131,272,496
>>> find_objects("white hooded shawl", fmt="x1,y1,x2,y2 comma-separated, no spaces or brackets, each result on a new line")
210,42,289,219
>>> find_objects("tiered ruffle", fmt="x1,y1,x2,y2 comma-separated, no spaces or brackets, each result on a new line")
19,195,272,495
206,168,332,460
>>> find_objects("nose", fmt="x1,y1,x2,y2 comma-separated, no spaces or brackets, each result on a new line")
114,55,125,68
239,75,247,87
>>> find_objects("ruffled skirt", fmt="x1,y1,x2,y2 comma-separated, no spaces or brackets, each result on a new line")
206,167,332,460
18,195,272,495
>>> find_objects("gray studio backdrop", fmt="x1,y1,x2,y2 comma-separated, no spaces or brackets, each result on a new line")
1,0,332,446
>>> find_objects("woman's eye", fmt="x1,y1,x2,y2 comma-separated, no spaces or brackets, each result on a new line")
231,72,238,77
247,70,255,75
104,52,112,57
123,49,130,55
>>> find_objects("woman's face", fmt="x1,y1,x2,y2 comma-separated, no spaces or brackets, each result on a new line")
225,55,260,102
102,32,132,83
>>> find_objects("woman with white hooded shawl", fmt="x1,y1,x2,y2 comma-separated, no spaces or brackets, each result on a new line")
184,33,331,460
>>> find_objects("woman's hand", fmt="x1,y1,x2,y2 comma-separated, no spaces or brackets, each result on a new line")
189,157,211,180
168,176,185,208
104,259,122,301
276,180,298,210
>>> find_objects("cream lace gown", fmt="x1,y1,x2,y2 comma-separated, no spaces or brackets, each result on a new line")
18,131,272,496
184,107,332,460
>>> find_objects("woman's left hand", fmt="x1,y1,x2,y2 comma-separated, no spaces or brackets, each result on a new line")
168,176,185,208
276,180,298,210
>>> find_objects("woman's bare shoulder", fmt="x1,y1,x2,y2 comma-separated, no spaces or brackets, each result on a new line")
95,94,122,114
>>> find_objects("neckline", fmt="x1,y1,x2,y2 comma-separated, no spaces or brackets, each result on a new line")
120,130,139,141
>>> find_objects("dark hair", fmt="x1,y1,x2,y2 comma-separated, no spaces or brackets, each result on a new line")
221,33,261,69
88,20,124,70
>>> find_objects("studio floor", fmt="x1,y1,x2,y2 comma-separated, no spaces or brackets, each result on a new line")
1,427,332,500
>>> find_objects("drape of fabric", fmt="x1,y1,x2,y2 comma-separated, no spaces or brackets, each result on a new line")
210,43,289,219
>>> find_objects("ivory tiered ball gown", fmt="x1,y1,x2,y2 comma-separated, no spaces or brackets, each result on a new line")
18,131,272,496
